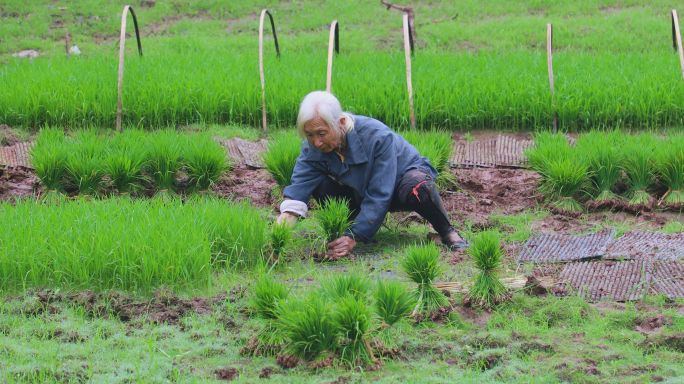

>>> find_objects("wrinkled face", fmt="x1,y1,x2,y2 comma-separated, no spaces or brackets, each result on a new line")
303,116,341,153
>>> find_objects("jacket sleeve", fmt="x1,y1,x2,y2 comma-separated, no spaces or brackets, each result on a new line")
347,134,396,242
282,152,326,205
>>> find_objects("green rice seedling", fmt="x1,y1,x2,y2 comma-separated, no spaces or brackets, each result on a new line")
31,127,68,193
269,221,293,262
400,129,455,188
263,130,301,189
277,294,338,360
537,156,589,213
315,197,353,243
374,280,415,326
187,196,268,269
321,272,370,301
654,135,684,207
251,274,289,319
0,196,215,291
63,129,107,196
333,296,374,366
105,130,148,194
401,243,448,316
184,134,230,191
525,132,572,172
575,130,624,206
621,133,657,207
467,230,507,308
145,129,183,194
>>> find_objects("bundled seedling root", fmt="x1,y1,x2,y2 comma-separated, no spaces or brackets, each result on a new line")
467,230,508,308
401,243,449,316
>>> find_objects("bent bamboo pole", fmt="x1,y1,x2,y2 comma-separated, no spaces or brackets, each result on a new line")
403,13,416,129
259,9,281,133
326,20,339,92
547,23,557,132
116,5,144,132
672,10,684,80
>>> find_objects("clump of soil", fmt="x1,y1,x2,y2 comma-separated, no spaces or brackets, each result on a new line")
212,166,276,208
214,367,238,381
259,367,275,379
0,166,38,200
635,315,671,334
276,354,300,369
643,332,684,352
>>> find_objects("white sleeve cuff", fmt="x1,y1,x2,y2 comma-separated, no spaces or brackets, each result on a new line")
280,199,308,217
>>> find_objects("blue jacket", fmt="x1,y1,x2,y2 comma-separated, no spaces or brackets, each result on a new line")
283,115,436,242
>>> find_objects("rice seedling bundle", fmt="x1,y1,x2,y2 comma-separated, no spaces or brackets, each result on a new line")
467,230,507,308
277,294,338,360
0,196,268,292
315,197,353,243
575,130,624,205
263,130,301,189
374,280,414,326
621,133,657,207
401,243,448,315
321,272,370,301
333,296,374,366
251,274,289,319
537,155,589,213
269,221,293,261
654,135,684,207
527,133,588,212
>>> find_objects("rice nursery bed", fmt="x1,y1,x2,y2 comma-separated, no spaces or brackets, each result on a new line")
3,49,684,130
0,196,268,292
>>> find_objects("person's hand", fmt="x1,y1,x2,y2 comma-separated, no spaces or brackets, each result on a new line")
276,212,298,226
326,235,356,259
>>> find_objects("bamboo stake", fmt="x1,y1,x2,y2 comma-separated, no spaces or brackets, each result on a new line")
672,10,684,80
116,5,143,132
403,13,416,129
259,9,281,133
65,32,71,57
326,20,339,92
547,23,558,132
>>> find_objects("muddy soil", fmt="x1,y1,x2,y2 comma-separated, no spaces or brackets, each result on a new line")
0,166,38,200
25,288,226,325
441,167,541,229
211,166,277,209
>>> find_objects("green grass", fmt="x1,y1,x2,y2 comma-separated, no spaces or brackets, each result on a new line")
0,196,268,292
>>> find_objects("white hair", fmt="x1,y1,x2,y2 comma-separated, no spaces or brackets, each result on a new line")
296,91,354,138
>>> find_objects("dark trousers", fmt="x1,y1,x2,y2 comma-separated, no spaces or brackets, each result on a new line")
312,168,455,237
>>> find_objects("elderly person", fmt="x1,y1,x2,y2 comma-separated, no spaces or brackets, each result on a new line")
277,91,467,259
